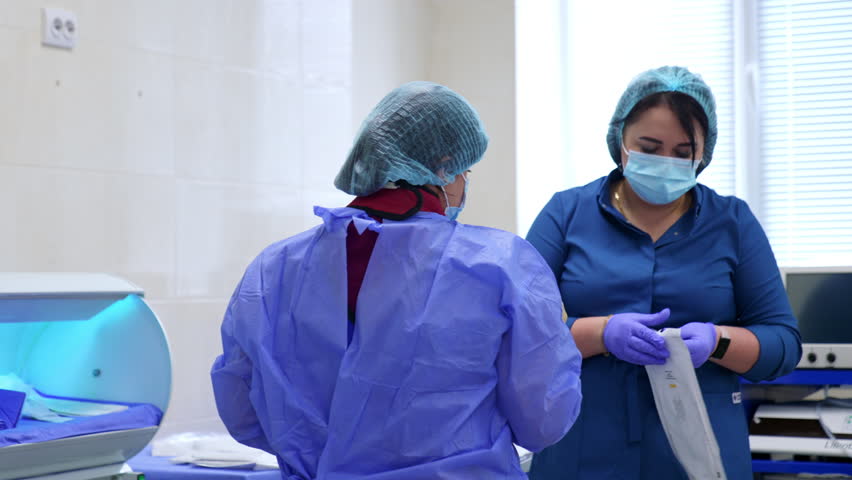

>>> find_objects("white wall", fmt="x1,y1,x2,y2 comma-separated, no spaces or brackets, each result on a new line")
0,0,352,436
429,0,516,233
515,0,569,237
351,0,432,132
352,0,517,233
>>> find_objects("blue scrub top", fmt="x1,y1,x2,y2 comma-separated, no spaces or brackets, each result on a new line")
212,207,583,480
526,170,802,480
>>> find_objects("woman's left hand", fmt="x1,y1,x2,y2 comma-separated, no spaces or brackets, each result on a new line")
680,322,718,367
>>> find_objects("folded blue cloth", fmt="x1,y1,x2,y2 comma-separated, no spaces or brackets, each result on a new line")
0,389,26,430
0,403,162,447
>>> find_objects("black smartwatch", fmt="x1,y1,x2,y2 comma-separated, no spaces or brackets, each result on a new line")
710,326,731,360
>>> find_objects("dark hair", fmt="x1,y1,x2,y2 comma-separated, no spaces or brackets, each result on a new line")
618,91,709,162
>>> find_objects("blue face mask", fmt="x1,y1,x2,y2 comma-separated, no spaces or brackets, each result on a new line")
441,174,469,221
622,146,699,205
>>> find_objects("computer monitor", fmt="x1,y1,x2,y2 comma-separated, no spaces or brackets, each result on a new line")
782,267,852,368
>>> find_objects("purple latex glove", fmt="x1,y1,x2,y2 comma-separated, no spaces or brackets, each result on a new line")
680,322,719,367
603,309,671,365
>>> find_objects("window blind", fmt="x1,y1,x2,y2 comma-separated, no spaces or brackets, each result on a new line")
560,0,735,194
659,0,736,196
759,0,852,266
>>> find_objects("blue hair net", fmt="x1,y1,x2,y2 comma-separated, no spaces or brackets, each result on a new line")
606,66,717,174
335,81,489,196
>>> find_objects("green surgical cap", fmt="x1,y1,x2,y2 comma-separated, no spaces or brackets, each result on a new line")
606,66,717,174
335,81,489,196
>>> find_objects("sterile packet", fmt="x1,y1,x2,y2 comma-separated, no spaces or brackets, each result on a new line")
645,328,727,480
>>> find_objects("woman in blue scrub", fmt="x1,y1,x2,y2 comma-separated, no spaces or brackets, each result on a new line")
526,66,802,479
211,81,583,480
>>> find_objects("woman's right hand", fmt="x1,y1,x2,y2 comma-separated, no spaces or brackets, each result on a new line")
603,309,671,365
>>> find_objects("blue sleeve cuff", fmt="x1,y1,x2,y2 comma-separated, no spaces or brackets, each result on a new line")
565,316,578,328
742,324,802,382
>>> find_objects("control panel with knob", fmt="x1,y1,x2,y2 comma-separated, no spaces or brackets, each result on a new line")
796,344,852,369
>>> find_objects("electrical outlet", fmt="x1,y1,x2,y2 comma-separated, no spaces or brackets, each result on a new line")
42,7,77,49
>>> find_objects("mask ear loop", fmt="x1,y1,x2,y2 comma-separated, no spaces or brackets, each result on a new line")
620,144,631,172
440,185,451,209
457,174,469,209
440,172,469,209
693,158,702,172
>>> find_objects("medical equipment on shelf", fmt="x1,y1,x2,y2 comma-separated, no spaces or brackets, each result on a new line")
781,267,852,369
750,401,852,458
0,273,171,480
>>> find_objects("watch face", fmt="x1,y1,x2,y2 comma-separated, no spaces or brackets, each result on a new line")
711,336,731,359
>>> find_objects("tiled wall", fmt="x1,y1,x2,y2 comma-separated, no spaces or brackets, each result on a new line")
0,0,353,435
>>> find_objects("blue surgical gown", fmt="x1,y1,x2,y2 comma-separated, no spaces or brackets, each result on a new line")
526,170,801,480
211,206,582,480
